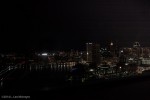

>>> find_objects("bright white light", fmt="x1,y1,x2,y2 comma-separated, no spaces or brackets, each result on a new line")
42,53,48,56
110,42,113,46
119,67,122,69
89,69,94,72
86,43,92,45
9,66,11,70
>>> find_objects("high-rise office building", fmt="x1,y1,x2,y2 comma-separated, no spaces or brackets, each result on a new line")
133,42,141,58
86,43,100,64
86,43,93,63
109,42,115,57
107,41,119,57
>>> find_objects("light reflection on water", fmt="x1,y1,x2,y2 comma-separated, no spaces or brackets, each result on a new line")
0,81,3,87
29,66,32,71
17,63,74,72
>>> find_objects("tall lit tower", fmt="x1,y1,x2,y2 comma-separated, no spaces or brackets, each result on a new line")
86,43,100,64
109,42,114,56
109,41,119,57
86,43,93,63
133,42,141,58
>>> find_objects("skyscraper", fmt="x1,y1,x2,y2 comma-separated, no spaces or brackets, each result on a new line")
86,43,100,65
133,42,141,58
109,42,119,57
86,43,93,63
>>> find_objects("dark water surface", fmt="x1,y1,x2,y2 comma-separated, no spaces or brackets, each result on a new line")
1,65,150,100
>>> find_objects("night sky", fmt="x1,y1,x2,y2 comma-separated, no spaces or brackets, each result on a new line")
1,0,150,52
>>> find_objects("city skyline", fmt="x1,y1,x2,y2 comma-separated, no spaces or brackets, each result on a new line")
0,41,150,53
2,1,150,99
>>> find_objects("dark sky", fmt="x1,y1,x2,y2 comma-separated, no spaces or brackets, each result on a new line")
1,0,150,51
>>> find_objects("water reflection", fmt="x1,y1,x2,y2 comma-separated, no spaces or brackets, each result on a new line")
0,81,3,87
16,62,74,73
0,78,3,87
29,66,32,71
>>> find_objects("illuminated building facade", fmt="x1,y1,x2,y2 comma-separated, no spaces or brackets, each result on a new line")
86,43,93,63
132,42,141,58
122,42,150,58
109,42,119,57
86,43,101,64
120,42,150,65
